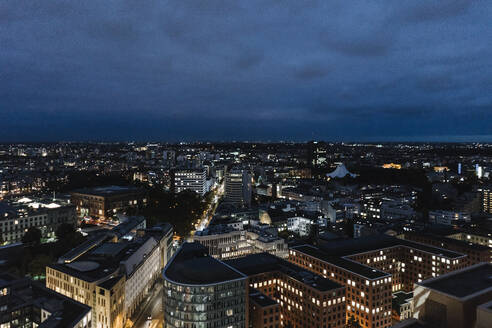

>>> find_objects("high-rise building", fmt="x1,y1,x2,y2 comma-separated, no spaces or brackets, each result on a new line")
307,141,327,167
163,242,248,328
225,169,252,207
172,168,207,196
479,186,492,214
162,150,176,167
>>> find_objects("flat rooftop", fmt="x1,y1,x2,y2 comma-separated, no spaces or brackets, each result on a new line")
318,234,464,259
292,244,389,279
71,185,143,196
1,275,90,328
420,263,492,298
164,242,246,285
52,235,158,282
249,289,278,307
225,252,343,292
405,232,490,251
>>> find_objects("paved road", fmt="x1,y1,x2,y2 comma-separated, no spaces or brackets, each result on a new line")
133,285,164,328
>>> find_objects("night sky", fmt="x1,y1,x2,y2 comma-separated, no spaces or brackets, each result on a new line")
1,1,491,142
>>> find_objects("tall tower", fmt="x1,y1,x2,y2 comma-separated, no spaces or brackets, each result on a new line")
225,169,252,207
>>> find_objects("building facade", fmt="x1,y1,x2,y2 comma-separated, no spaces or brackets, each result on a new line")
225,169,252,207
71,186,146,220
0,274,92,328
46,220,173,328
413,263,492,328
163,243,248,328
0,196,76,244
172,168,207,196
288,235,467,328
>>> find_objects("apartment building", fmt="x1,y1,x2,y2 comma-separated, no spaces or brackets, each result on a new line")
289,235,467,328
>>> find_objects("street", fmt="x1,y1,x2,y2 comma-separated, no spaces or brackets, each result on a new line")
132,284,164,328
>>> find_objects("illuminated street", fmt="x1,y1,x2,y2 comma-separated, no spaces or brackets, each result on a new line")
132,284,163,328
190,182,224,238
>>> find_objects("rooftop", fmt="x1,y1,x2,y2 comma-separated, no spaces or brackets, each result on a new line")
419,262,492,299
71,185,143,197
164,242,246,285
0,275,90,328
317,234,464,259
249,289,278,307
226,252,343,292
292,244,389,279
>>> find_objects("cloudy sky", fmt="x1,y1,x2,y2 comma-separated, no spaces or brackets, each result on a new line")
1,0,491,142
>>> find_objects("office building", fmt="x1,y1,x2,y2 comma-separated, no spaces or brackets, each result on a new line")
0,196,76,244
71,186,147,220
46,221,173,328
162,242,345,328
400,232,491,264
289,235,468,328
446,230,492,249
225,169,252,207
162,150,176,166
171,168,207,196
0,273,92,328
248,289,281,328
428,210,470,226
413,263,492,328
162,242,248,328
479,186,492,214
193,224,288,260
226,253,346,328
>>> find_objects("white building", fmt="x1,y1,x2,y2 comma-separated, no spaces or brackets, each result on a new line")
0,196,76,244
193,224,288,260
172,168,207,196
287,216,312,237
123,236,161,316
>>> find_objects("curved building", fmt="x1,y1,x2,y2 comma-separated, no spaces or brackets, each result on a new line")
163,242,247,328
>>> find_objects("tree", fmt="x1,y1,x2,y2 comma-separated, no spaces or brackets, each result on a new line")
55,223,86,257
22,227,42,246
28,254,53,278
55,223,76,241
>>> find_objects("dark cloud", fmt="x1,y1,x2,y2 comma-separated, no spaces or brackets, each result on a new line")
400,0,473,23
294,64,329,80
1,0,491,142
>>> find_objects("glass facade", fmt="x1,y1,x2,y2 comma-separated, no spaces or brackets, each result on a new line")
163,278,247,328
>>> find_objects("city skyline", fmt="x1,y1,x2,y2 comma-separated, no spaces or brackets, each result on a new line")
2,1,492,142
